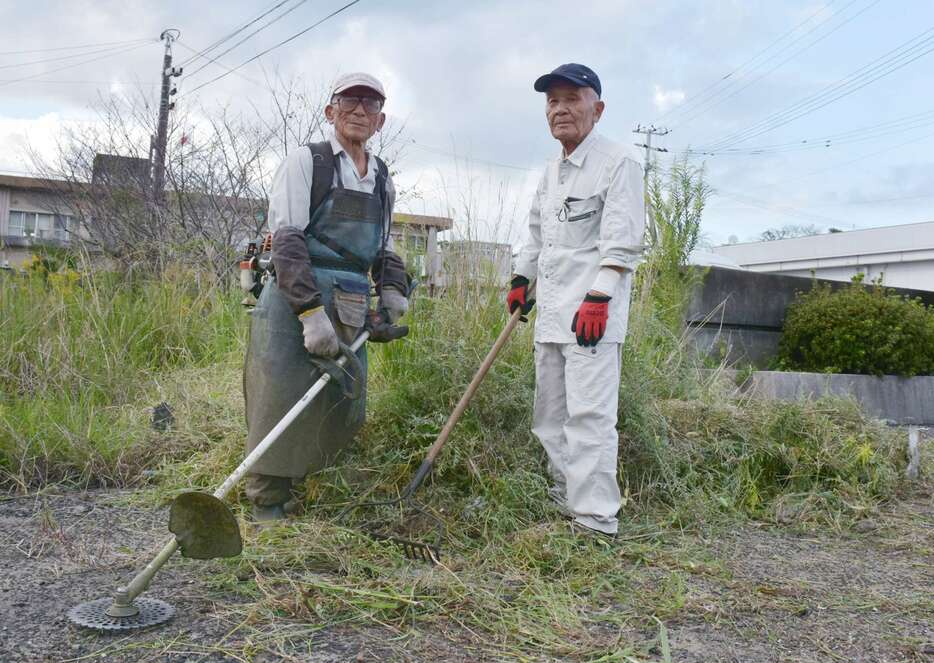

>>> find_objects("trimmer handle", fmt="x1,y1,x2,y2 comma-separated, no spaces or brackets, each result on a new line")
365,308,409,343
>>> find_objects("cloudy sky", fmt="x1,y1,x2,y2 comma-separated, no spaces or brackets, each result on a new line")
2,0,933,247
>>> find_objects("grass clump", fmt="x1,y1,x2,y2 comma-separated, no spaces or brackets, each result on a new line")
0,268,245,489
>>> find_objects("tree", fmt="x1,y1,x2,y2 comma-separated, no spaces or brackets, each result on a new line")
29,76,408,281
758,224,821,242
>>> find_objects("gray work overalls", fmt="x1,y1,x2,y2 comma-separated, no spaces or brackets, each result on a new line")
243,143,388,506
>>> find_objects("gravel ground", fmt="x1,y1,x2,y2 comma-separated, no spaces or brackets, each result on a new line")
0,489,931,662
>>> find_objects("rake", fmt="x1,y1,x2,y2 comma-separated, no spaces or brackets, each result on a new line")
339,303,528,563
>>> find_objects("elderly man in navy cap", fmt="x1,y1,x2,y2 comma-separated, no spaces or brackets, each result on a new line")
508,64,645,537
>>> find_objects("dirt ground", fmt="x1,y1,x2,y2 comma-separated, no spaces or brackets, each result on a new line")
0,489,931,663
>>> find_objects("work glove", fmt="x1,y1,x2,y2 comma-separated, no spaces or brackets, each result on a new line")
507,275,535,316
571,293,611,347
380,286,409,324
299,306,339,357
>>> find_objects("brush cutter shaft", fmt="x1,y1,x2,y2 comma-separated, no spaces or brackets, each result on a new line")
116,331,371,605
403,306,526,497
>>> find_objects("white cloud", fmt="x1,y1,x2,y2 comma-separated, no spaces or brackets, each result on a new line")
653,84,685,113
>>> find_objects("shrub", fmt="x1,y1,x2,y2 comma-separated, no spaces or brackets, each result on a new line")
776,278,934,376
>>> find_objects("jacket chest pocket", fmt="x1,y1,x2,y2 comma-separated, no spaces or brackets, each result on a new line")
556,195,602,247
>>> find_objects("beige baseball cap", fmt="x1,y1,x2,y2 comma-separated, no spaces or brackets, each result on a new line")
331,72,386,100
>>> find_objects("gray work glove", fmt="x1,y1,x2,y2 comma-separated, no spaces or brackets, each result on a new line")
299,307,339,357
380,286,409,324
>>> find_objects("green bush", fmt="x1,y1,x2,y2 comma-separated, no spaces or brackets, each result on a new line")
776,278,934,376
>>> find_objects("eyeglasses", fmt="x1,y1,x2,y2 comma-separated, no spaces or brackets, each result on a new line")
332,95,384,114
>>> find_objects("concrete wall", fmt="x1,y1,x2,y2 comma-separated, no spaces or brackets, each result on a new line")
687,267,934,367
721,369,934,426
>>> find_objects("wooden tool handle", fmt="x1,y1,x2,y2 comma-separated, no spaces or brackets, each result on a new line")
403,287,534,497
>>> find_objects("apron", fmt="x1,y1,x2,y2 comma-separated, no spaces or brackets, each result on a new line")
243,162,386,479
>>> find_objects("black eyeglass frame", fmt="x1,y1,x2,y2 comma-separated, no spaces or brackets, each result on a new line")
331,95,384,114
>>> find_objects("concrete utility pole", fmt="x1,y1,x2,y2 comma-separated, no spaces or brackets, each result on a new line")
152,29,182,208
633,124,669,242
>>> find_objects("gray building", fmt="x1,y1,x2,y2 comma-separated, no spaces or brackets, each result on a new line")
0,173,83,268
712,221,934,291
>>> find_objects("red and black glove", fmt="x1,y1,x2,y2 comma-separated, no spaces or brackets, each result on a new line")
507,275,535,317
571,293,611,347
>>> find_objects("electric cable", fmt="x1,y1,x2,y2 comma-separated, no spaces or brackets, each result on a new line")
653,1,838,124
182,0,311,80
407,139,536,172
0,39,154,70
0,41,153,89
699,26,934,151
744,126,934,194
714,189,848,226
0,38,151,57
0,78,159,86
175,40,266,88
687,108,934,156
670,0,881,131
180,0,362,98
177,0,293,67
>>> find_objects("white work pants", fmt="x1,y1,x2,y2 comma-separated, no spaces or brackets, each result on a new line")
532,342,622,534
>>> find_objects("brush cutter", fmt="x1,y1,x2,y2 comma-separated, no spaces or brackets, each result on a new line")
339,301,530,563
67,328,383,632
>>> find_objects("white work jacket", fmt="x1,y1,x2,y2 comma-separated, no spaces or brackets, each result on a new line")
514,130,645,344
267,134,396,249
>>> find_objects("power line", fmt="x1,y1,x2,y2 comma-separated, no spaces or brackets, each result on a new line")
742,127,934,194
699,26,934,151
0,78,158,86
0,40,154,71
653,1,838,124
711,191,934,210
182,0,311,81
177,0,293,67
0,41,153,89
688,107,934,156
670,0,880,131
407,139,536,172
714,189,848,227
0,38,152,57
175,40,266,88
180,0,363,98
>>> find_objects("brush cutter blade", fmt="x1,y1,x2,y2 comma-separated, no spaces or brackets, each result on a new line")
67,597,175,631
169,491,242,560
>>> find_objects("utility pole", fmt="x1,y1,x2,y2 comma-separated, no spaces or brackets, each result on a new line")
152,29,182,208
633,124,669,242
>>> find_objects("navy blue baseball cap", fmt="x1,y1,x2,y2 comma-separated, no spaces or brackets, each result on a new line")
534,63,602,98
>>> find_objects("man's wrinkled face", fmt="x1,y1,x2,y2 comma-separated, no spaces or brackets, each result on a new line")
325,85,386,144
545,82,604,149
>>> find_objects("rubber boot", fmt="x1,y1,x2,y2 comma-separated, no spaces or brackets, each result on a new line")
251,503,286,522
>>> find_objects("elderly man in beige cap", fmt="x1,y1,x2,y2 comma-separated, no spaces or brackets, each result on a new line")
243,73,411,521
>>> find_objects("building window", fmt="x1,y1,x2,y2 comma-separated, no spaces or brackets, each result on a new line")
53,214,70,241
8,210,25,236
7,210,72,241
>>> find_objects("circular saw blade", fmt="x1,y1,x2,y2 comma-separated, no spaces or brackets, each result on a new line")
67,597,175,631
